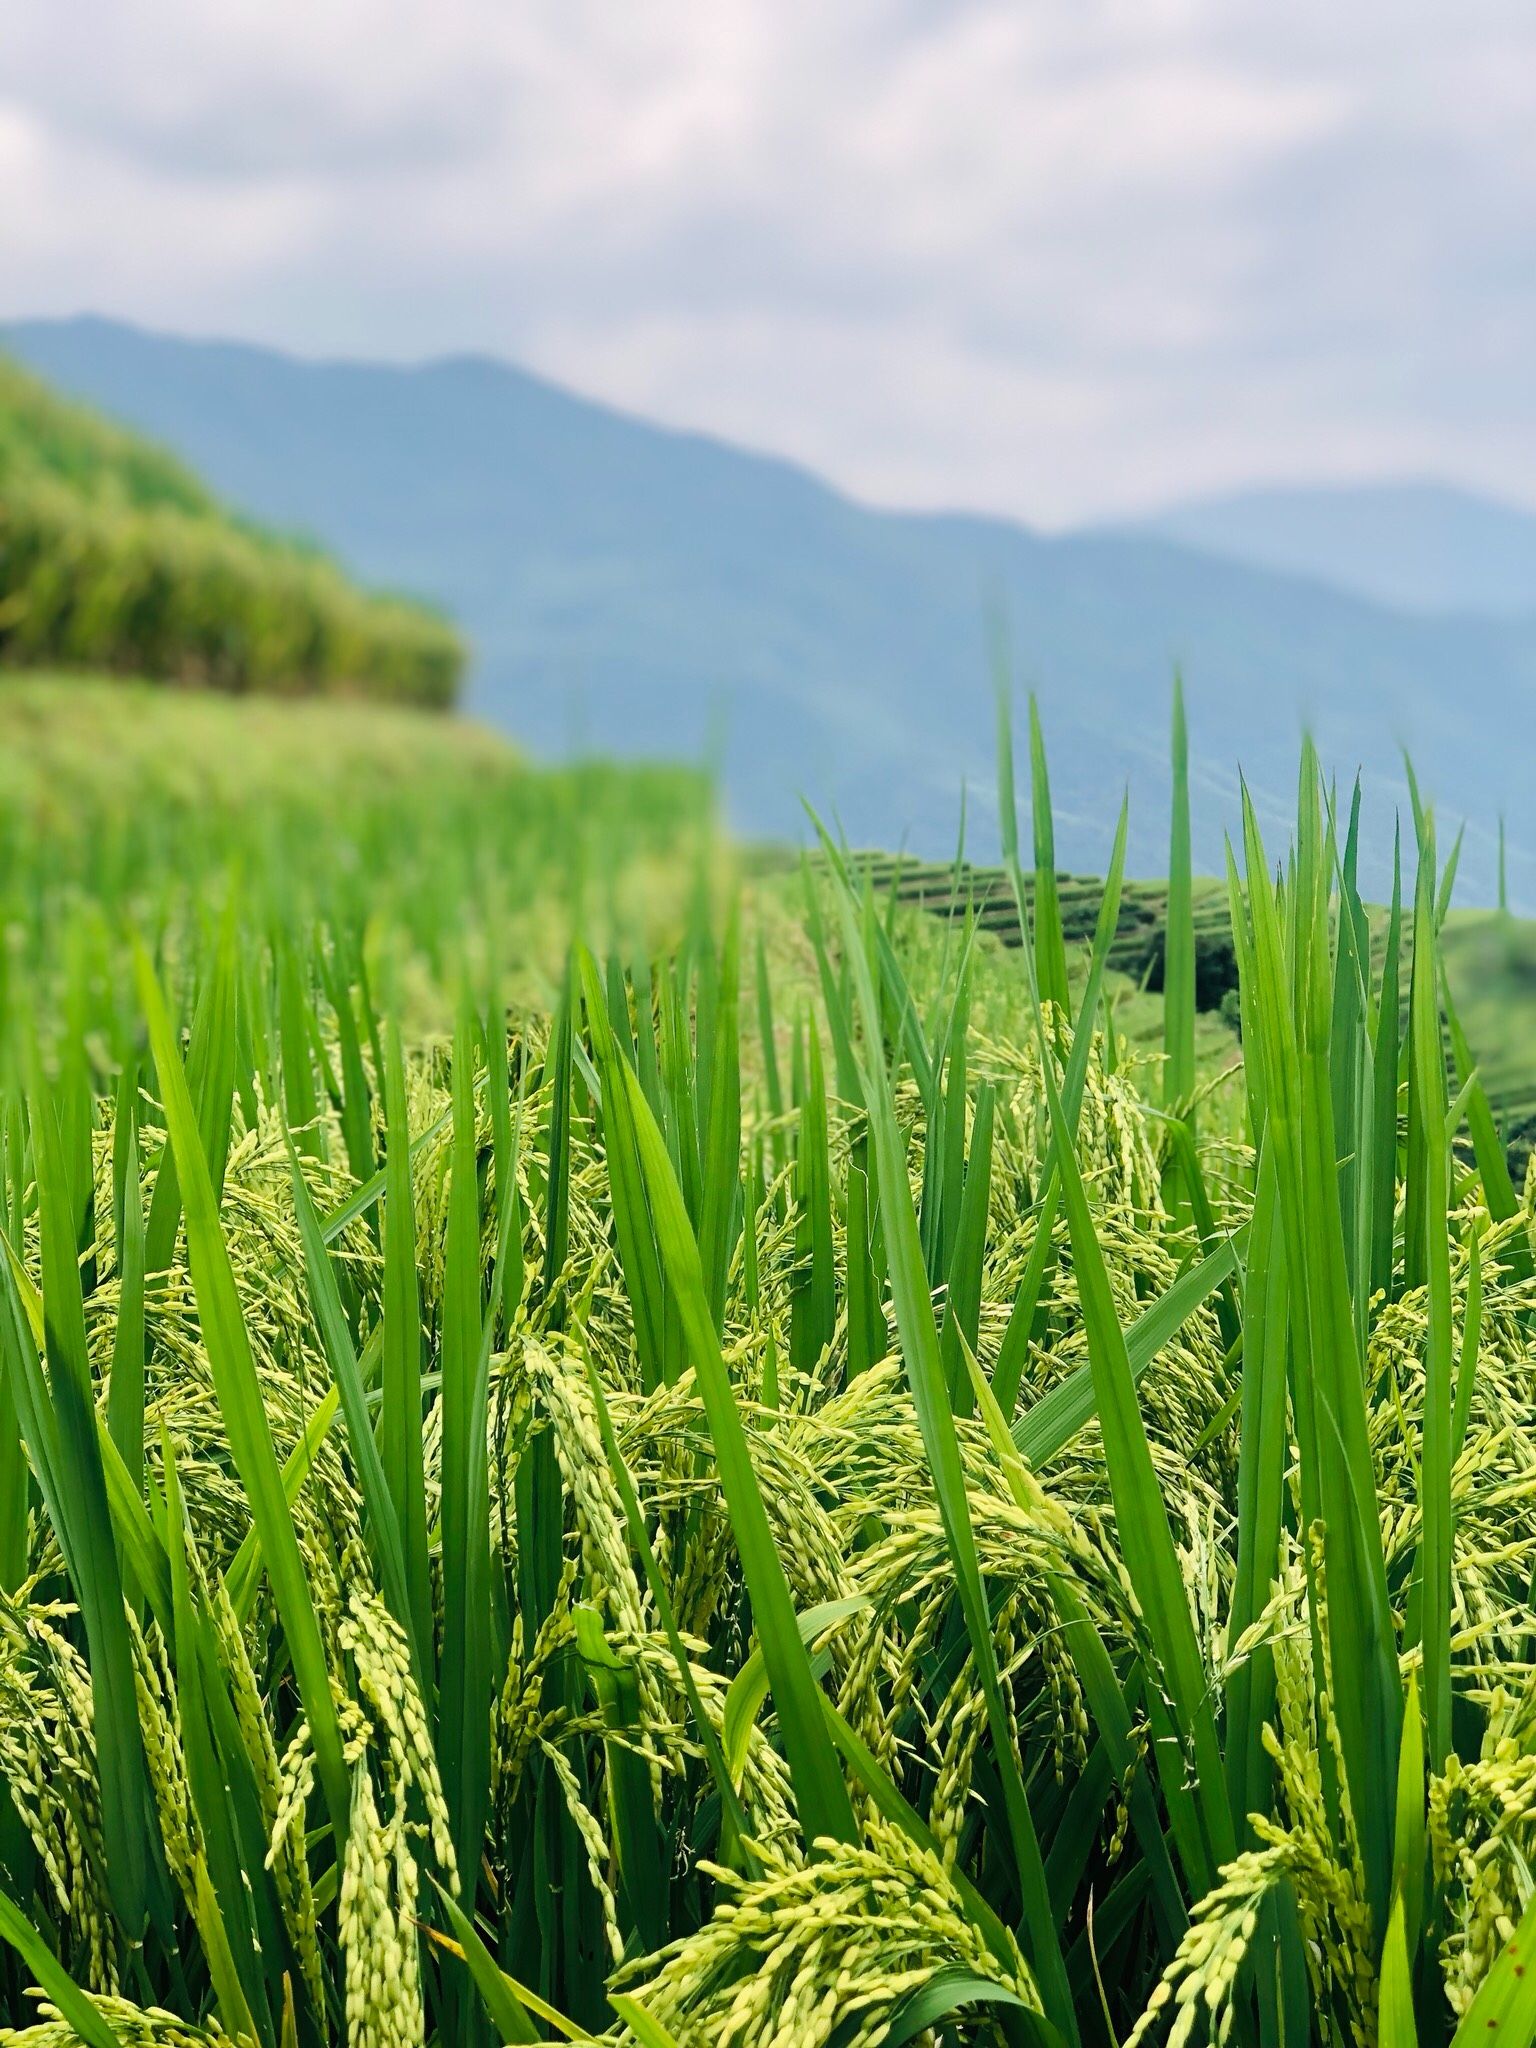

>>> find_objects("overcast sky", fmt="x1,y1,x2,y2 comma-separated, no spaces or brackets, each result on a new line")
4,1,1534,524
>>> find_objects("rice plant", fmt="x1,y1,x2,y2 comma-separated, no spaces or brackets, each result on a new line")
0,676,1530,2048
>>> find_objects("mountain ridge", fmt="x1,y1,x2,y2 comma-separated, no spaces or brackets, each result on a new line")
1135,478,1536,621
5,313,1533,903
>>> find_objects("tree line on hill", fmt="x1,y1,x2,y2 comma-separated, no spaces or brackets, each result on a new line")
0,356,462,706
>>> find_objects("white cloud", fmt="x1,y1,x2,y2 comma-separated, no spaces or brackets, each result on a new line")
1,0,1533,522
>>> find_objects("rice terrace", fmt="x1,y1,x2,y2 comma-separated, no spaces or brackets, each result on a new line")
7,252,1536,2048
0,658,1534,2048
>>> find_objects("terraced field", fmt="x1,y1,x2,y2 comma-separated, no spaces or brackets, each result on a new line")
839,854,1237,996
0,677,1532,2048
840,849,1536,1174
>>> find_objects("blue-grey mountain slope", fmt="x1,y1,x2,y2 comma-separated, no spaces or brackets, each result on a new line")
1138,481,1536,619
6,315,1534,901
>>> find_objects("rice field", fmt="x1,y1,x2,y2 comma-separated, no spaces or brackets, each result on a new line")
0,672,1529,2048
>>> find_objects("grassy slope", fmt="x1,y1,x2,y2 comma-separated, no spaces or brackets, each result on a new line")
7,678,1508,1164
1434,907,1536,1163
0,355,463,704
0,669,513,811
0,672,709,1025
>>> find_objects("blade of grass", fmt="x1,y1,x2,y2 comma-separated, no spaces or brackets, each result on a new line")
618,1056,857,1850
822,852,1079,2044
379,1020,433,1675
580,952,669,1391
1006,876,1236,1892
1028,697,1070,1018
428,1880,545,2045
580,1354,757,1864
30,1082,153,1936
1369,830,1405,1304
0,1885,120,2048
1451,1231,1482,1466
1239,770,1399,1926
107,1081,146,1497
438,997,496,1885
1450,1893,1536,2044
161,1433,268,2046
1011,1229,1240,1468
698,910,742,1334
992,796,1130,1420
136,943,350,1852
1163,673,1196,1120
572,1606,668,1955
1408,825,1454,1769
285,1132,421,1689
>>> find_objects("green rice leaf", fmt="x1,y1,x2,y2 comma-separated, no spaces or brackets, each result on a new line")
1028,697,1070,1018
379,1019,434,1678
0,1884,120,2048
30,1081,153,1936
429,1880,544,2044
136,942,351,1852
619,1057,857,1851
1451,1893,1536,2045
882,1966,1039,2048
285,1131,421,1687
438,996,495,1883
1163,673,1196,1118
1027,937,1235,1892
1012,1229,1240,1468
610,1992,686,2048
823,852,1079,2044
1409,827,1454,1768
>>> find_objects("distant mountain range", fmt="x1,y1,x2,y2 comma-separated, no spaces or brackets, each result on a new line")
1136,482,1536,619
5,314,1534,902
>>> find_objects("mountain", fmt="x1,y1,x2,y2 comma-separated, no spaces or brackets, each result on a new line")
1137,481,1536,619
6,314,1535,902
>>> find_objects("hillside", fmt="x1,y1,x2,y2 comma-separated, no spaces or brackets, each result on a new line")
0,671,707,1025
1137,480,1536,619
0,353,463,705
7,316,1536,906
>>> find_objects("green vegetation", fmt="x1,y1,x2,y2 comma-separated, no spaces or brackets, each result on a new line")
0,672,1529,2048
851,851,1536,1174
0,675,705,1016
816,854,1237,994
0,360,463,705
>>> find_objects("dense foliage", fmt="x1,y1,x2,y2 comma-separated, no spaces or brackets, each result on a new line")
0,361,463,705
0,678,1528,2048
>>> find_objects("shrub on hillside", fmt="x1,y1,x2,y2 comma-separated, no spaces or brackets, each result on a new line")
0,358,464,706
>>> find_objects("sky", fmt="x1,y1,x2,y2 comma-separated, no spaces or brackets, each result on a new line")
4,0,1535,526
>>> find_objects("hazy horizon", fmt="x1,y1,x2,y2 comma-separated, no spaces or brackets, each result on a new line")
12,306,1536,542
5,1,1534,528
